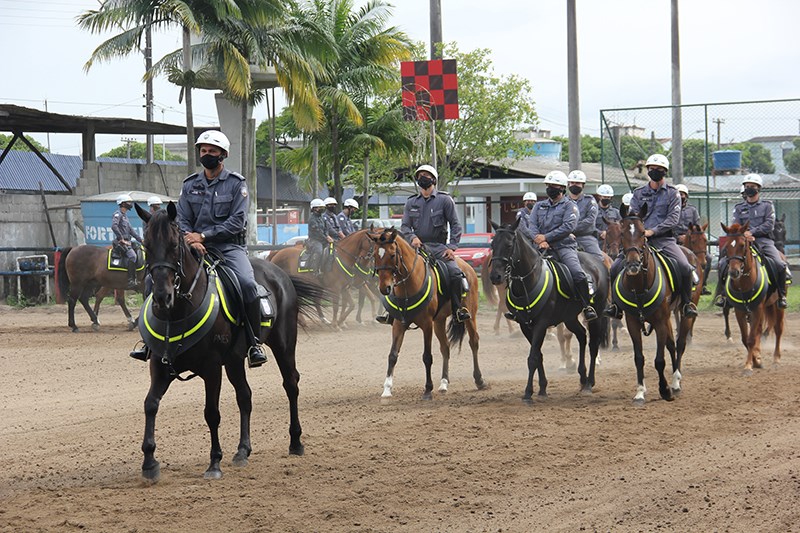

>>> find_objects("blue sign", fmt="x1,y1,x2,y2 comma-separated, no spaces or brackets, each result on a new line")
81,201,144,245
257,224,308,244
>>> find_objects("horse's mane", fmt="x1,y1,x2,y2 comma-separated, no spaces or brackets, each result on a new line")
726,222,744,234
144,209,175,244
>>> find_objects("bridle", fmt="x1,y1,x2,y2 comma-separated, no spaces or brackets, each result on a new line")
725,232,753,279
491,228,538,285
621,218,649,275
146,222,205,302
374,239,420,289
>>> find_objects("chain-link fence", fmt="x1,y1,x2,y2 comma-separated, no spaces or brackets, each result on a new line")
599,98,800,264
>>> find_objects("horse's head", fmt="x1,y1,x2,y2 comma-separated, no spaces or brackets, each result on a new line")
620,207,648,276
685,222,709,268
604,218,622,257
368,227,403,295
138,202,188,310
772,213,786,245
721,221,751,280
488,219,519,285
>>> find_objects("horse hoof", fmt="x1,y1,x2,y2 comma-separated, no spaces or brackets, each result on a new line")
142,462,160,482
671,387,682,396
772,362,781,371
422,392,433,401
203,469,223,480
661,392,675,402
71,327,80,333
632,398,645,407
127,322,136,331
232,451,249,467
91,323,100,332
522,396,533,405
289,444,305,456
753,360,763,369
476,380,489,391
742,368,754,377
537,391,548,399
581,387,593,396
612,346,620,352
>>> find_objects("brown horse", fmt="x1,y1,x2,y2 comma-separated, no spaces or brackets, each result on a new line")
56,245,145,332
92,287,138,331
369,227,487,399
720,222,785,375
613,205,693,404
269,229,378,328
681,223,708,343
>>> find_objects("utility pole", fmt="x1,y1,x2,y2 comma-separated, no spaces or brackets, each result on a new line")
670,0,684,184
122,137,136,159
429,0,442,172
145,25,154,164
566,0,581,172
713,118,725,149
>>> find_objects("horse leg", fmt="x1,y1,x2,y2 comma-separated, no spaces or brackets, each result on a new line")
626,315,647,405
78,287,100,331
338,288,355,328
224,360,253,466
355,285,367,324
735,310,754,375
772,308,784,367
564,317,589,392
420,321,435,400
655,317,675,402
723,304,733,342
116,290,137,330
141,367,173,481
433,317,451,393
611,318,621,351
67,293,80,332
92,286,110,318
672,314,690,395
269,326,304,455
202,368,224,479
523,324,548,403
382,322,408,398
493,301,502,335
751,308,765,369
466,313,486,390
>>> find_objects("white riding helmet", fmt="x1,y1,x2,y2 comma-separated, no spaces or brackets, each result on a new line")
596,184,614,197
116,193,133,205
147,195,163,206
567,170,587,183
675,184,689,195
344,198,359,209
195,130,230,154
742,173,763,187
323,196,337,206
645,154,670,170
523,192,537,202
543,170,569,187
414,164,438,180
622,192,633,206
310,198,325,209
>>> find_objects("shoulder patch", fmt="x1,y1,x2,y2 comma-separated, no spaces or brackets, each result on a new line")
229,171,246,181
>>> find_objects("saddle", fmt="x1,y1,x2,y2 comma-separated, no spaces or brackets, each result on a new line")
108,243,145,272
298,243,334,274
206,250,275,330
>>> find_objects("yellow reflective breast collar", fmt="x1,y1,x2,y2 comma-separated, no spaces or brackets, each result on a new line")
612,258,666,318
506,261,553,316
382,270,434,322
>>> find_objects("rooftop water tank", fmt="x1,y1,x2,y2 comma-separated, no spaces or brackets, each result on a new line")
712,150,742,171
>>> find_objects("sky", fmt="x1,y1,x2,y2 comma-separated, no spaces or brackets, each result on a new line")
2,0,799,156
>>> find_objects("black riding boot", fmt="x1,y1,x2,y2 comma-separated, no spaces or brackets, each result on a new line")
713,268,727,307
776,269,788,309
129,343,149,361
682,271,698,317
576,279,598,321
701,260,712,295
126,263,138,289
451,277,471,322
246,300,268,368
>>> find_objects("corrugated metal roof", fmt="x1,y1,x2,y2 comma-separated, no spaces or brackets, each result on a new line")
96,157,186,166
0,150,82,192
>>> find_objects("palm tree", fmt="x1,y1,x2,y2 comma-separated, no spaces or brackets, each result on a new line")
297,0,412,204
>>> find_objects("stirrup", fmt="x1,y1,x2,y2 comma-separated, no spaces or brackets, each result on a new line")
129,343,149,362
713,295,726,307
777,296,788,309
583,306,598,321
604,303,622,320
375,314,392,325
683,302,698,317
455,307,471,322
701,286,711,295
247,345,268,368
503,311,515,321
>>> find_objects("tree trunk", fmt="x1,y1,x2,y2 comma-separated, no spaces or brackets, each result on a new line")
183,26,195,174
331,111,342,205
362,151,370,227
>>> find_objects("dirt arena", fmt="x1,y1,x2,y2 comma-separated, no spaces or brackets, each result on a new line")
1,302,799,532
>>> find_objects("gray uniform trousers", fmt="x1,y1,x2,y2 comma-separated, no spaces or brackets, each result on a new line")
214,243,258,303
549,245,587,284
576,235,604,261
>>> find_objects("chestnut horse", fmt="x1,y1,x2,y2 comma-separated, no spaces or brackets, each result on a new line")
369,227,487,399
681,223,708,343
56,244,145,332
720,222,784,375
613,205,693,404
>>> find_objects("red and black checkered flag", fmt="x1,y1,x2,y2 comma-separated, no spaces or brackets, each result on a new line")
401,59,459,121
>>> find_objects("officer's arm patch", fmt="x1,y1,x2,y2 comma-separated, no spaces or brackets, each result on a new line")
241,186,248,198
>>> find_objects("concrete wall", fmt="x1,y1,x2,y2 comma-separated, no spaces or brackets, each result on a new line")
0,162,188,299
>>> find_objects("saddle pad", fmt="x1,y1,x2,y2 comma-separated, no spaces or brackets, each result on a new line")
107,248,146,272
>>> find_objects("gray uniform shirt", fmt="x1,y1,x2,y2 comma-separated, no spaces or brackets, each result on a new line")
527,196,579,250
596,205,621,233
336,211,356,236
572,194,598,237
675,203,700,236
401,190,462,255
111,209,141,244
629,181,681,247
177,168,248,244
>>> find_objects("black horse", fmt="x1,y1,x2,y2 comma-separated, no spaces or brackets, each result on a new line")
134,203,324,481
489,219,609,402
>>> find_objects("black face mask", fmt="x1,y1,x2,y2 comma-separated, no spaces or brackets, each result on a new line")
599,199,611,207
568,185,583,195
744,186,759,198
648,168,666,181
524,202,535,209
200,153,223,169
546,186,563,200
417,178,435,190
681,198,687,207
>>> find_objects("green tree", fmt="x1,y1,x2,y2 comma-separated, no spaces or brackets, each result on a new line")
784,138,800,174
681,138,712,176
554,135,601,163
0,134,48,153
101,141,185,161
432,43,538,191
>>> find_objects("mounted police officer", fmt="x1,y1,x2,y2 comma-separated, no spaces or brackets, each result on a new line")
714,173,789,309
400,164,471,323
306,198,331,272
323,197,344,241
111,193,142,290
595,184,621,247
567,170,604,261
528,170,598,321
516,191,537,239
674,184,700,244
174,130,268,368
605,154,698,319
147,195,163,215
337,198,359,237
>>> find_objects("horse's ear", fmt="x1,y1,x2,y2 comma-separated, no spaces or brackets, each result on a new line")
781,213,786,222
721,222,729,234
490,220,500,232
369,223,375,231
620,204,629,218
701,222,708,232
511,217,521,231
134,202,150,223
167,201,178,221
638,202,648,219
742,220,750,232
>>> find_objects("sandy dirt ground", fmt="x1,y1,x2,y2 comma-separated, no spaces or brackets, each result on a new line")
1,301,800,533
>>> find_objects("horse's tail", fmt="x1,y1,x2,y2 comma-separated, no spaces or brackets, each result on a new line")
289,275,331,318
56,247,72,301
446,316,466,351
481,262,498,305
596,314,610,349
